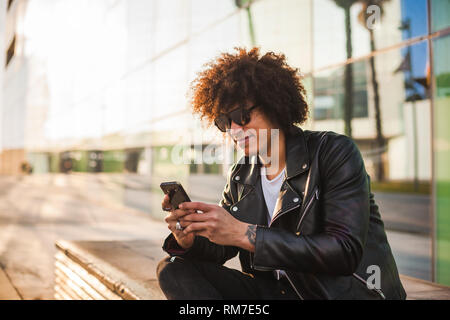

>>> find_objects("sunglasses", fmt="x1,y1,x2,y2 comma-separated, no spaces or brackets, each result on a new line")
214,104,259,132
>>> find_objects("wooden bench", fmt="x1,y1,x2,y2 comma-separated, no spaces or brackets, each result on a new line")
54,240,450,300
54,240,166,300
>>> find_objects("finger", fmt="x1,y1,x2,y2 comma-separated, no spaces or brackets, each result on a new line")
165,210,181,223
167,220,189,233
183,222,208,235
179,220,193,229
179,201,212,212
192,230,209,238
172,208,196,220
162,194,173,211
167,221,176,232
162,194,170,204
165,212,179,224
180,213,210,223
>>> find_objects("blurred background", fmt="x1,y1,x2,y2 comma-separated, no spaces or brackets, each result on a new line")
0,0,449,299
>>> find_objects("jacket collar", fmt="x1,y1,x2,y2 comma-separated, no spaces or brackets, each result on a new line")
231,155,261,186
231,126,310,186
285,126,310,179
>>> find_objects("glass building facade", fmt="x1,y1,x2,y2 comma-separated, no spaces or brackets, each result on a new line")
0,0,449,285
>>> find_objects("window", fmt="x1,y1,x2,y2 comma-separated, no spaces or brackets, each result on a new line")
313,60,369,121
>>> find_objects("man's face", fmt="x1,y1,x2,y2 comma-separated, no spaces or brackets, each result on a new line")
227,102,278,157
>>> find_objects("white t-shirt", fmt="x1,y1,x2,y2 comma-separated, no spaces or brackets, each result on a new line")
260,165,287,280
260,166,286,224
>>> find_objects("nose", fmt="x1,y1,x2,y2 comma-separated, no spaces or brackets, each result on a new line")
229,122,244,140
229,121,244,135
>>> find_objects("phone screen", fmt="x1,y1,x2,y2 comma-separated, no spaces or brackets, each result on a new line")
160,182,191,209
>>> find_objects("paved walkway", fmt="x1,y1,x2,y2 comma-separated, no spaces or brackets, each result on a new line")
0,174,168,299
0,267,21,299
0,174,441,299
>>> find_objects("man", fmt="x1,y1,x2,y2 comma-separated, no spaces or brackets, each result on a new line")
156,47,406,300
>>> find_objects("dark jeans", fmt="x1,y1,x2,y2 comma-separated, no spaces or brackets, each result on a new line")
156,256,299,300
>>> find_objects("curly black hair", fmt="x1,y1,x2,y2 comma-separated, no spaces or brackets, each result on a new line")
188,47,309,135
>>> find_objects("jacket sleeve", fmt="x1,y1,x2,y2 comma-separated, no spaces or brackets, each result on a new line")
252,135,370,276
162,167,240,265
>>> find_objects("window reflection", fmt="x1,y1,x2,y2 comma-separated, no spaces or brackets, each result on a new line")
431,0,450,32
313,41,430,183
312,39,432,279
313,61,369,121
433,34,450,285
314,0,428,69
243,0,313,73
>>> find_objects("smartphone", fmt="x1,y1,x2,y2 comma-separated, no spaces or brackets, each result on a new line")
160,181,191,209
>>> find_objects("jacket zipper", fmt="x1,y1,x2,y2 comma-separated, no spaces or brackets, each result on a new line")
268,203,301,227
252,255,305,300
284,272,304,300
254,183,314,300
250,205,300,271
274,189,318,300
352,273,386,299
296,188,319,231
253,204,305,299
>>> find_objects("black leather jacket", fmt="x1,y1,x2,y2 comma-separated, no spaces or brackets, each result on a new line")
163,127,407,300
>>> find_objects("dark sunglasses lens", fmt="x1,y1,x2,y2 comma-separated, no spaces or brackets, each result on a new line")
215,106,255,131
214,115,229,132
229,108,247,126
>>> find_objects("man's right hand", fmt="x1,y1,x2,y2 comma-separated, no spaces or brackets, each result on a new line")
162,194,196,249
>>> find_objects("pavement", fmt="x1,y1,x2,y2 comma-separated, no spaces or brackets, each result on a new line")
0,174,168,299
0,267,21,299
0,173,435,299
